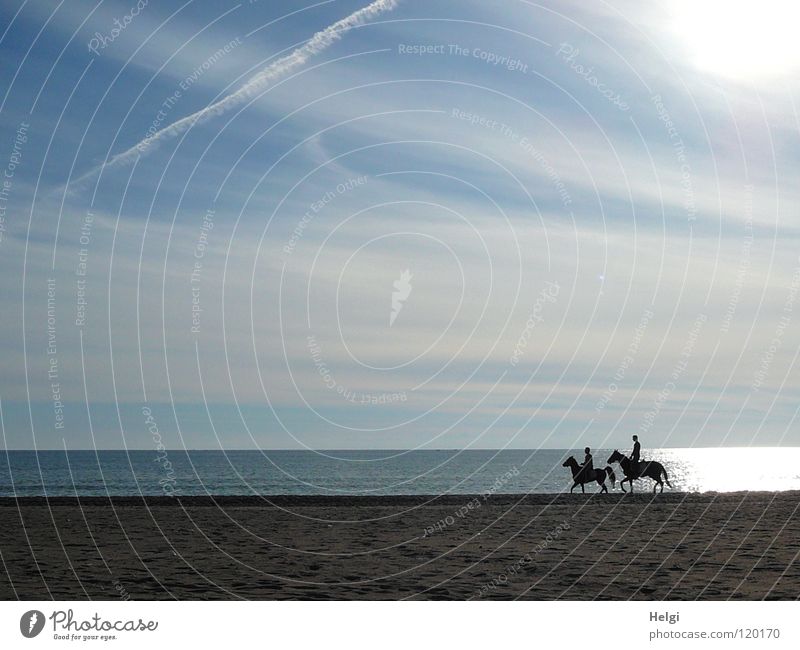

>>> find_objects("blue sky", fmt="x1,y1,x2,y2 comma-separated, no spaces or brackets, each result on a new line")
1,0,799,449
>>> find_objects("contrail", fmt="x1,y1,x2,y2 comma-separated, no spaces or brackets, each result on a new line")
70,0,399,189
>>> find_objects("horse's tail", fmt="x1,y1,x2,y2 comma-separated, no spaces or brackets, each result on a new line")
662,466,671,488
605,466,616,488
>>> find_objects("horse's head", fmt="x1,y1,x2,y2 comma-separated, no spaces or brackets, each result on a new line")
562,456,576,467
607,449,623,464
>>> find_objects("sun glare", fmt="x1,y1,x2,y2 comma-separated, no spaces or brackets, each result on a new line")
671,0,800,79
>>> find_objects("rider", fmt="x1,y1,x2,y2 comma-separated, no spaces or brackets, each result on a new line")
582,447,594,479
631,435,641,476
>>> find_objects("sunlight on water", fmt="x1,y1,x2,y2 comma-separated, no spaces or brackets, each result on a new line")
655,448,800,493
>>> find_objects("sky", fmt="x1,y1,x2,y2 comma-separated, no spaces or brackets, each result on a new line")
0,0,799,450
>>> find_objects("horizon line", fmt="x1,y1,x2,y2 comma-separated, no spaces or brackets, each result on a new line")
1,445,797,452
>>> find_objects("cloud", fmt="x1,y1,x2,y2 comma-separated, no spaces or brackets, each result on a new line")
69,0,400,190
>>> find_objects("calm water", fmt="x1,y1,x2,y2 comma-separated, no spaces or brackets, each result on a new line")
1,448,799,496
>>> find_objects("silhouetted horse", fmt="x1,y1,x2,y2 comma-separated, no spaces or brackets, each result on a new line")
607,449,672,494
562,456,616,493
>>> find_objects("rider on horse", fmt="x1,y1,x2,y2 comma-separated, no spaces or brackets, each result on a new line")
631,435,641,477
582,447,594,480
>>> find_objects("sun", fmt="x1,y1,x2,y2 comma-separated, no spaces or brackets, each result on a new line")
670,0,800,80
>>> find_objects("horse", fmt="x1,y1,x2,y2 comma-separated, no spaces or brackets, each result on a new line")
607,449,672,494
562,456,616,493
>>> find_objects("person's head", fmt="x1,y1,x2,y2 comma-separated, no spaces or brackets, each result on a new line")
584,447,590,454
632,435,638,441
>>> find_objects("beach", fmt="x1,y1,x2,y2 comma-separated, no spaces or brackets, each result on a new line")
1,492,798,600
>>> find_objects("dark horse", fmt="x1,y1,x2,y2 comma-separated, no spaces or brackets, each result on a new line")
607,450,672,493
562,456,616,493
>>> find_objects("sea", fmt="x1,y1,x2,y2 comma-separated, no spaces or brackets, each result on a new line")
1,448,799,497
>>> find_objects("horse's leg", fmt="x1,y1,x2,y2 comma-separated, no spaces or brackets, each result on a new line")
570,483,576,493
581,483,585,494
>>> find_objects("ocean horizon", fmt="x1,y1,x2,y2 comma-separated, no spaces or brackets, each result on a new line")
2,447,798,497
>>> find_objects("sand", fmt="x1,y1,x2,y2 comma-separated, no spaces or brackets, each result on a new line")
1,492,798,600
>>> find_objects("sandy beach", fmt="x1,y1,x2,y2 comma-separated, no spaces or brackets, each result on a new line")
1,492,798,600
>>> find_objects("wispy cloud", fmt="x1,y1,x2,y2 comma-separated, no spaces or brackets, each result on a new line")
70,0,399,189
